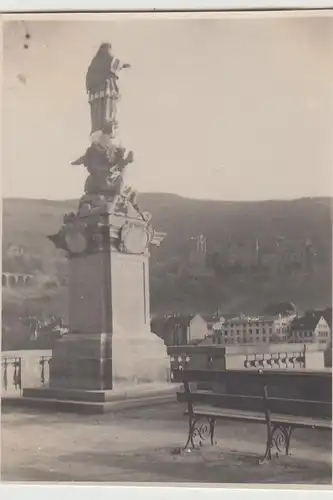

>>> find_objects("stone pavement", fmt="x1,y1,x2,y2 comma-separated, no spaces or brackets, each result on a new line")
1,403,332,484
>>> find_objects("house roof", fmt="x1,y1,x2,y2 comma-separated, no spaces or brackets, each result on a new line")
151,314,195,333
291,313,323,331
226,317,248,325
314,308,332,330
220,313,242,320
220,315,275,326
258,315,277,322
200,313,219,324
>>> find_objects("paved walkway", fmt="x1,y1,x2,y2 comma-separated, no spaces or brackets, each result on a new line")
1,404,332,484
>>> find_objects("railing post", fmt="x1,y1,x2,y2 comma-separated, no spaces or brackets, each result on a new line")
3,357,8,391
13,357,22,392
40,357,45,386
18,357,22,394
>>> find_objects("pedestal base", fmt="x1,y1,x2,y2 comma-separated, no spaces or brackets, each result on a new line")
4,383,179,414
16,332,173,414
49,330,170,391
50,333,112,390
112,330,170,384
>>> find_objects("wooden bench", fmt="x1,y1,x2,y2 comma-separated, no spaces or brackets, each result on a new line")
172,368,332,463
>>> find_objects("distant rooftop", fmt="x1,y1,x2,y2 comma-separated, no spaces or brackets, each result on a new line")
291,313,325,331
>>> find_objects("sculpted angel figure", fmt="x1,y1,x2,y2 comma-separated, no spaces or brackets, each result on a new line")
86,43,130,133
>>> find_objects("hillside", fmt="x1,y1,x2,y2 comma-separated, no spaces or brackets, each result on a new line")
2,195,332,318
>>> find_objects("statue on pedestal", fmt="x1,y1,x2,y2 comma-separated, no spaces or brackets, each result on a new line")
72,43,145,219
49,41,160,255
44,42,169,395
86,43,130,134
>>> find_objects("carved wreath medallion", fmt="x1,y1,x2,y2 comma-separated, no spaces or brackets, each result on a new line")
119,221,153,254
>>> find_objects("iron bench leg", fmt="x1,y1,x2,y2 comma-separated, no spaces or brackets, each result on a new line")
259,419,273,464
259,423,294,464
183,416,216,450
273,424,293,457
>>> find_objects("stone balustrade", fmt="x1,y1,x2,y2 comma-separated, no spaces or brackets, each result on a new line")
2,272,34,288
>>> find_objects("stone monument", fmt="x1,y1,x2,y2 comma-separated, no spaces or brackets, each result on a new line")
46,43,170,393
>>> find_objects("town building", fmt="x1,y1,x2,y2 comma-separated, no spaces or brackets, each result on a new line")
212,315,275,345
201,313,221,332
151,313,208,346
211,303,298,346
272,314,297,343
289,313,331,347
313,307,332,332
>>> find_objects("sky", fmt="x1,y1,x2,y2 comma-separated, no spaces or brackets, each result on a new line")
2,12,333,201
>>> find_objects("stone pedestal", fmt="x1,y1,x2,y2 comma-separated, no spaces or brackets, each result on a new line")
50,333,113,390
49,210,169,392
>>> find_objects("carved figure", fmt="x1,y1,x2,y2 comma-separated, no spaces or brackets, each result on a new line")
86,43,130,133
72,42,147,220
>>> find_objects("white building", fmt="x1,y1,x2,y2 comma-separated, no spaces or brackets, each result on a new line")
289,314,330,347
212,312,296,345
272,313,297,342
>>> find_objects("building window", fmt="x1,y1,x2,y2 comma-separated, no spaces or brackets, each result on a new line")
269,328,272,334
256,329,259,334
249,329,252,334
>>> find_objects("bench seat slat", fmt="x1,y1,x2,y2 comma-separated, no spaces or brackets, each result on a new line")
178,390,331,406
187,407,265,423
188,405,332,430
178,391,332,419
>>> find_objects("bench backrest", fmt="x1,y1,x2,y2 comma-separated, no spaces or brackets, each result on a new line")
175,369,332,420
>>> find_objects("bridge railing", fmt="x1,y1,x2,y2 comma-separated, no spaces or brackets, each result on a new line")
167,344,307,377
1,353,52,394
243,346,306,370
1,356,22,394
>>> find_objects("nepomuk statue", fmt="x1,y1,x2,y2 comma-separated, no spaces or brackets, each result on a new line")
72,42,147,220
86,43,130,134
